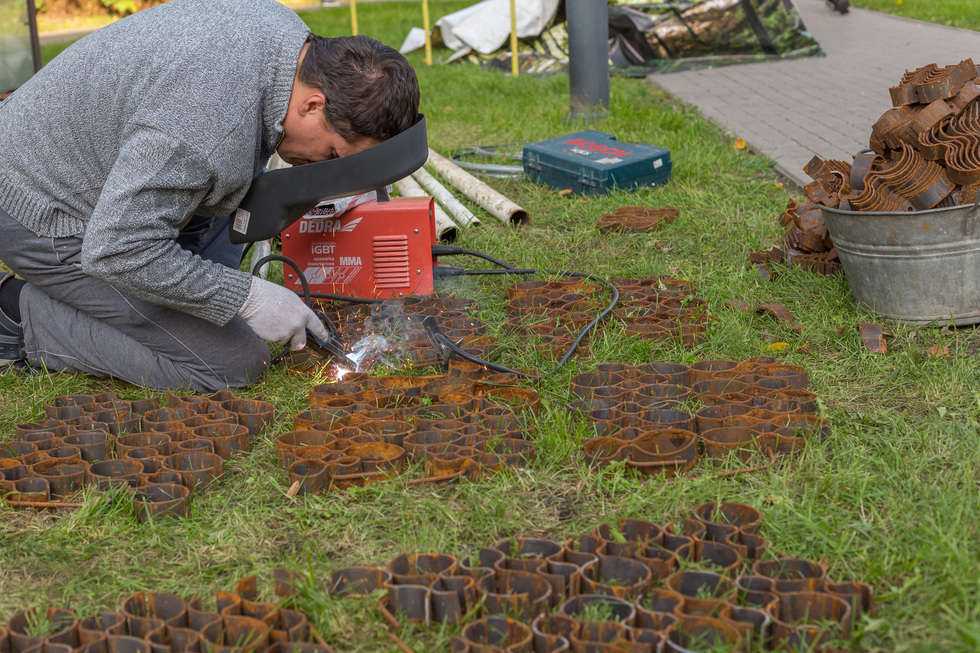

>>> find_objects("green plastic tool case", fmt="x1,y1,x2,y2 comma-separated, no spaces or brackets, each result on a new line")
523,130,671,196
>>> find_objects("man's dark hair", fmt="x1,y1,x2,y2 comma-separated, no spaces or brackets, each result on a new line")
299,35,420,143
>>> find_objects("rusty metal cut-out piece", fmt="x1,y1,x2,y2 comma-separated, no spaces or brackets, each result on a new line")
755,304,803,332
857,323,888,353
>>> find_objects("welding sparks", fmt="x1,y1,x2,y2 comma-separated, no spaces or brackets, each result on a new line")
324,300,431,377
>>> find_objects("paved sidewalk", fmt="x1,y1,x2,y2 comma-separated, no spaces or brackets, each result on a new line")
647,2,980,187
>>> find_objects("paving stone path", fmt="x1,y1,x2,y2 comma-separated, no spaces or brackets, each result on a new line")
647,2,980,186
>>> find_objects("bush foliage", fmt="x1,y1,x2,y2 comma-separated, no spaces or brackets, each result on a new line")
36,0,167,18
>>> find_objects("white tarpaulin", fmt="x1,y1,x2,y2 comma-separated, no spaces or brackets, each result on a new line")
403,0,560,56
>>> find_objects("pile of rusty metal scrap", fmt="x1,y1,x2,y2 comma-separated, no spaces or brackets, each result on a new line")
596,206,679,234
276,366,538,491
0,391,274,516
817,58,980,211
0,577,336,653
505,276,711,356
320,294,495,369
752,59,980,278
310,502,871,651
569,359,823,476
749,197,842,279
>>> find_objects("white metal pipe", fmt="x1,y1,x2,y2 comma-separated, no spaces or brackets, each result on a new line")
411,167,480,228
426,148,530,225
394,176,459,242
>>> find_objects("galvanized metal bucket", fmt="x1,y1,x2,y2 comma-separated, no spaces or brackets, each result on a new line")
821,196,980,326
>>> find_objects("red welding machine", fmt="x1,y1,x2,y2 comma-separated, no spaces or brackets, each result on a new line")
281,197,437,299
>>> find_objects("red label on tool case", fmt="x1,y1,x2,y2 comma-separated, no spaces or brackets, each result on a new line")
564,137,632,158
281,197,436,300
524,130,671,195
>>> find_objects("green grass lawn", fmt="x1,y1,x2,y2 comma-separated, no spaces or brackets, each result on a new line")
849,0,980,30
12,1,980,651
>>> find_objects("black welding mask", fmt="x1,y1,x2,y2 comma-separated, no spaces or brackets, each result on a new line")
229,115,428,244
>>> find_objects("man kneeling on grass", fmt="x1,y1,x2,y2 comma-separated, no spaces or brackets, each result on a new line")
0,0,420,392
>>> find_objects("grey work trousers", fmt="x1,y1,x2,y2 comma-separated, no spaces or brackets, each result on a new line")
0,208,270,392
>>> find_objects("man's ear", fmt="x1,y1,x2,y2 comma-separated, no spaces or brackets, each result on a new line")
298,92,326,117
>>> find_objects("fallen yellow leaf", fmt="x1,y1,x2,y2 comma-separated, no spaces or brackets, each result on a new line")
927,345,949,358
774,182,783,190
765,342,790,352
734,138,746,150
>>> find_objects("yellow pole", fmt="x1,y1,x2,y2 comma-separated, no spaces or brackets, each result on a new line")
349,0,358,36
509,0,518,76
422,0,432,66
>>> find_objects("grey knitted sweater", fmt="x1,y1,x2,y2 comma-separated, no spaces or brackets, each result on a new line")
0,0,310,325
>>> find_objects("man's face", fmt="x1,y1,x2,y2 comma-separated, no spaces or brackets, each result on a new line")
277,86,378,166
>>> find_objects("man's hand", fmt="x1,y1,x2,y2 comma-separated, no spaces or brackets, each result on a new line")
236,277,328,350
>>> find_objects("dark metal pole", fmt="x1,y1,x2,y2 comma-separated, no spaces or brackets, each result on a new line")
566,0,609,121
26,0,42,72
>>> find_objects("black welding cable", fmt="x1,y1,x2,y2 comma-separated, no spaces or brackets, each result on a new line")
256,246,518,304
251,250,619,377
550,271,620,370
428,266,621,377
436,267,537,277
306,292,382,304
249,254,345,337
431,245,517,270
423,316,538,379
250,253,383,305
251,254,309,301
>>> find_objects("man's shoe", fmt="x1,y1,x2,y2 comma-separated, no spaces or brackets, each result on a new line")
0,273,24,367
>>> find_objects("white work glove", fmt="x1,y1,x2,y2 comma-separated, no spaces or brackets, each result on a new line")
237,277,328,351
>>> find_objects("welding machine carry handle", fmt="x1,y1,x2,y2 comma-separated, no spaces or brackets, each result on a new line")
230,115,429,244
